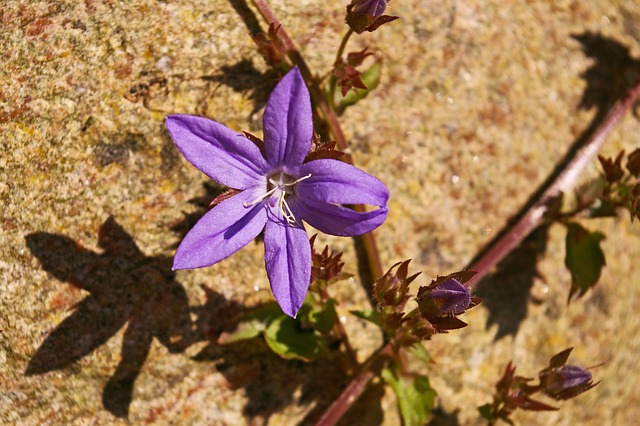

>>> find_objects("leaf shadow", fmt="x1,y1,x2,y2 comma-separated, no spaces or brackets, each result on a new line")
471,32,640,339
25,217,195,418
190,286,384,425
426,406,461,426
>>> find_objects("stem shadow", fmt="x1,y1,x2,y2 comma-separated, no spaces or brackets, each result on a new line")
470,32,640,339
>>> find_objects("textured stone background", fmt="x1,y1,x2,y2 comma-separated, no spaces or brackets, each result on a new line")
2,0,640,425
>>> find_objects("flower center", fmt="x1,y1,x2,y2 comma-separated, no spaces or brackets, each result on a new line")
243,172,311,225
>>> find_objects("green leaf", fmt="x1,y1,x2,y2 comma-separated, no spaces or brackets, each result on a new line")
264,314,326,361
350,309,382,326
336,61,381,113
407,342,432,364
588,199,617,218
217,302,282,344
308,299,339,334
477,403,495,422
382,366,437,426
565,222,606,300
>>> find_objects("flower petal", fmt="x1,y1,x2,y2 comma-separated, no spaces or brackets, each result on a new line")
173,188,268,270
264,219,311,318
166,114,269,190
297,159,389,206
291,196,388,236
262,67,313,169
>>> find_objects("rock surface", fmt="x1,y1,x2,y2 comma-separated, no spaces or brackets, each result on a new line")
3,0,640,425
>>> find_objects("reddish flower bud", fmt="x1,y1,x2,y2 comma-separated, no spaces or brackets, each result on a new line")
627,147,640,177
540,365,596,400
598,151,625,182
351,0,388,18
346,0,398,34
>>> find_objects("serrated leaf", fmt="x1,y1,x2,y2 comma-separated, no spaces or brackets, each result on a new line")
477,404,495,422
336,61,381,113
565,222,606,300
217,302,282,344
407,342,431,363
588,199,617,218
382,366,436,426
350,309,382,326
264,315,326,361
308,299,339,334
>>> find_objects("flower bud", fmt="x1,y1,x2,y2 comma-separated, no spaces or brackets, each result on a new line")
540,365,595,400
350,0,388,18
424,278,471,315
346,0,397,34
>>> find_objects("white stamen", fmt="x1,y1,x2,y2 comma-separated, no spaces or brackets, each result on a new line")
243,186,278,207
242,173,312,225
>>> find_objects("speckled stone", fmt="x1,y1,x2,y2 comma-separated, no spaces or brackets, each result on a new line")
2,0,640,425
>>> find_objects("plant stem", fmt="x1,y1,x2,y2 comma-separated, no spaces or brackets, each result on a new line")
251,0,383,280
335,29,354,66
328,29,355,109
319,286,359,369
466,75,640,288
314,343,393,426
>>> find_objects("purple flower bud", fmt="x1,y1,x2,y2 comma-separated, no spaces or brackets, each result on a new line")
542,365,595,400
351,0,388,18
427,278,471,315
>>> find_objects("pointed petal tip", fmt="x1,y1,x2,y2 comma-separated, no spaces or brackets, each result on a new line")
164,113,184,128
277,299,302,318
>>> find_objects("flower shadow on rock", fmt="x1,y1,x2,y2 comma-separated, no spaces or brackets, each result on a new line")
25,217,194,418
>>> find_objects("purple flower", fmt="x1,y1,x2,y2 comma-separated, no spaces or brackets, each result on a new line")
166,67,389,317
426,278,471,314
351,0,388,18
541,365,596,400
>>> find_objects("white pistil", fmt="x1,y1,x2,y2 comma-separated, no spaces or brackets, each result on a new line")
243,173,312,225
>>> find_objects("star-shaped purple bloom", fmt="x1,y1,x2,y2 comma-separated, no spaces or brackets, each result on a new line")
166,67,389,317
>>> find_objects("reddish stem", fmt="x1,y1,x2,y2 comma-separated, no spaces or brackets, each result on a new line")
314,344,393,426
251,0,383,280
467,75,640,288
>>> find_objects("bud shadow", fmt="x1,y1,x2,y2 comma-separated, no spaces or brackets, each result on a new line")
201,59,281,115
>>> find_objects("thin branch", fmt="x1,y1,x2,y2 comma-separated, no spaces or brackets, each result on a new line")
314,344,393,426
467,75,640,288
